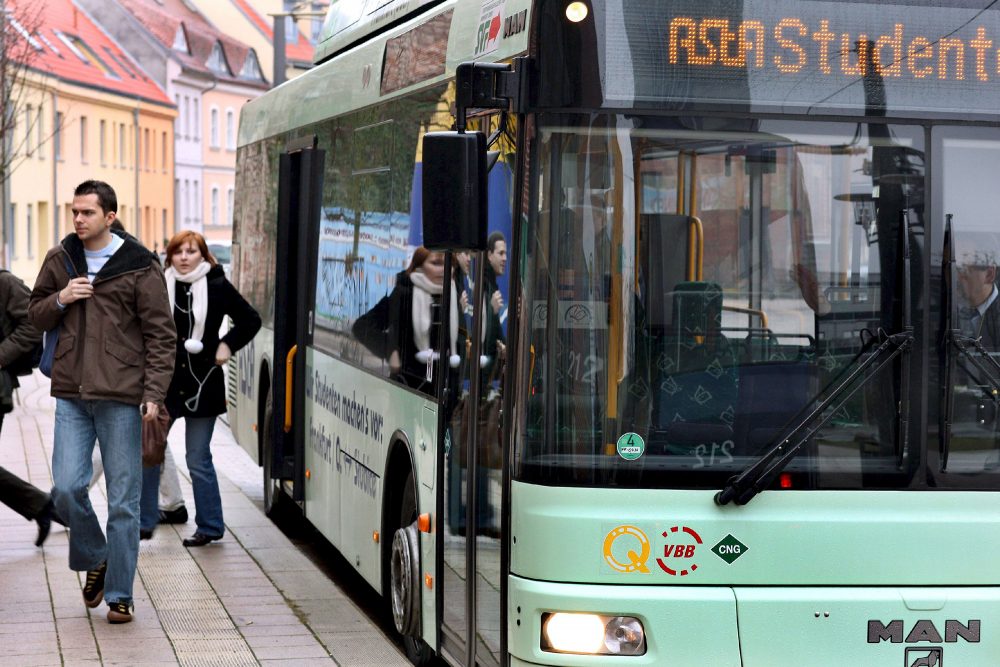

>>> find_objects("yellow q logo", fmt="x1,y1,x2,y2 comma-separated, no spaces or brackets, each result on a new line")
603,525,651,573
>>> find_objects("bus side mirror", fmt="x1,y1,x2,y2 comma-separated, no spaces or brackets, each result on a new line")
422,131,488,251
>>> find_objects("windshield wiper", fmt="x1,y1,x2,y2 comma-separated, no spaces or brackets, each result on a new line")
717,210,915,506
714,329,912,505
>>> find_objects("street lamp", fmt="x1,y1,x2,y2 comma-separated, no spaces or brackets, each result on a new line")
269,4,326,88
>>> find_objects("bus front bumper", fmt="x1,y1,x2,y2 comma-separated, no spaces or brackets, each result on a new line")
508,576,1000,666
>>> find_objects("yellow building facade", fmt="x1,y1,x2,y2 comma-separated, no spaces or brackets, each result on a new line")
6,0,176,283
9,76,175,283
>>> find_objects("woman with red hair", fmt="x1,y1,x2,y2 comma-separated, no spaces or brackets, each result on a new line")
139,231,260,546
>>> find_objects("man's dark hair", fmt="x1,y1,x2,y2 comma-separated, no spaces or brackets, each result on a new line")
74,180,118,215
487,231,505,254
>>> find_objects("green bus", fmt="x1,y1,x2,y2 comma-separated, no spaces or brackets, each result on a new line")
230,1,1000,665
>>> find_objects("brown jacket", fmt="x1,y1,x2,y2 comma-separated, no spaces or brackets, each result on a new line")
0,271,42,377
29,231,176,405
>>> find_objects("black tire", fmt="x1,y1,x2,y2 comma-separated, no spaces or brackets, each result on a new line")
389,471,434,666
261,389,284,518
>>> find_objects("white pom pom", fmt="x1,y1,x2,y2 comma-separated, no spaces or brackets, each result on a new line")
480,355,489,367
449,354,461,368
184,339,204,354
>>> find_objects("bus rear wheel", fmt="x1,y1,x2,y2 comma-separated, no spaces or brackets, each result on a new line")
389,472,433,665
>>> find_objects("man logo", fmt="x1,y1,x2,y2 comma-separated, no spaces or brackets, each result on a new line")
905,647,942,667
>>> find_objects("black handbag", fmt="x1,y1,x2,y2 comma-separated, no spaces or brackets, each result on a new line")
351,294,391,359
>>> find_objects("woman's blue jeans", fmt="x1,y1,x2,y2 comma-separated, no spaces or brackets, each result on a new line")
52,398,141,605
140,417,222,537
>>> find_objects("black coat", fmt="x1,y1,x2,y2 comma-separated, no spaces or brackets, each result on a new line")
166,264,261,418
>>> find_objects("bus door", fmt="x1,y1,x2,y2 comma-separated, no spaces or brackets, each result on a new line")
271,136,325,505
439,246,505,666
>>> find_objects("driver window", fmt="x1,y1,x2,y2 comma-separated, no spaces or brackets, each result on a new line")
935,127,1000,475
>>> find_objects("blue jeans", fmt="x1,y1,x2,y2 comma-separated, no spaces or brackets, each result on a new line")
141,417,222,538
52,399,141,605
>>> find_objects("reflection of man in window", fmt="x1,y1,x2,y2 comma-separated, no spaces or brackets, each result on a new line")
957,251,1000,350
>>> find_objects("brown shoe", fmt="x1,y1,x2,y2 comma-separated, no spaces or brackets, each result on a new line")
82,562,107,608
106,601,133,624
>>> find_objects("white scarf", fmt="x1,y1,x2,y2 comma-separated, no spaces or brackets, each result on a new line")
165,262,212,344
409,270,458,359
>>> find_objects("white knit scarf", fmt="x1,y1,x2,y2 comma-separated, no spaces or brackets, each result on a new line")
409,270,458,358
165,262,212,344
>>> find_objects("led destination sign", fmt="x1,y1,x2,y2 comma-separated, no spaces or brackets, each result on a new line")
669,18,994,83
538,0,1000,117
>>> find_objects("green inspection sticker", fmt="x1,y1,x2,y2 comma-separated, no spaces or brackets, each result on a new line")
616,432,645,460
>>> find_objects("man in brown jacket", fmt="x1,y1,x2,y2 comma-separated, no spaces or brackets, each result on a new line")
29,180,176,624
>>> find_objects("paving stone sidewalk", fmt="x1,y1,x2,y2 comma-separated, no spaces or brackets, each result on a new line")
0,372,409,666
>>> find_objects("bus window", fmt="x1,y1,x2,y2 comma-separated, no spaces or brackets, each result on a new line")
934,126,1000,478
518,115,923,489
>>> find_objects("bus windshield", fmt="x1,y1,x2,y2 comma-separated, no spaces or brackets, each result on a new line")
517,114,934,490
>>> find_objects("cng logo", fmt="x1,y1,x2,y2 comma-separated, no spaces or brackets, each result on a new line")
712,534,748,564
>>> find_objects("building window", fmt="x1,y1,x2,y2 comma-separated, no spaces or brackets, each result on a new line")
162,131,167,171
24,105,33,156
174,179,180,227
9,17,42,50
172,25,189,54
211,186,219,226
80,116,88,163
227,187,234,226
283,2,299,40
55,31,120,79
144,128,151,170
206,42,231,75
183,179,189,224
194,99,200,141
162,209,168,249
311,3,324,43
36,106,44,159
54,112,63,159
239,51,265,82
9,204,16,259
119,123,125,166
225,109,235,150
210,108,219,148
26,204,33,259
99,119,106,165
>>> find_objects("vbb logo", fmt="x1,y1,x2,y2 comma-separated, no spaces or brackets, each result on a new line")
656,525,703,576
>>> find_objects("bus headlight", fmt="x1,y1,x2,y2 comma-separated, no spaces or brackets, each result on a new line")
541,612,646,656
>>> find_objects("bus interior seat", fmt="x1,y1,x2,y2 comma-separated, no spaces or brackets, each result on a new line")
731,360,817,456
653,281,739,450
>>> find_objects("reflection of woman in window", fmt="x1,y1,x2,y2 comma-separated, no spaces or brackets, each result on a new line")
388,247,459,390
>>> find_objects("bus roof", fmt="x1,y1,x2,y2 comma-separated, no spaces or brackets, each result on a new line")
238,0,531,148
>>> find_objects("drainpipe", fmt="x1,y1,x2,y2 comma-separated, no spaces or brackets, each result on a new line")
272,14,286,88
52,91,59,242
133,103,139,239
